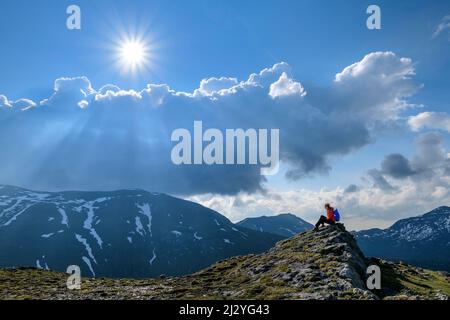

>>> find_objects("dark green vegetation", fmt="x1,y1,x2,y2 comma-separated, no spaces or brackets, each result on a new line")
1,225,448,300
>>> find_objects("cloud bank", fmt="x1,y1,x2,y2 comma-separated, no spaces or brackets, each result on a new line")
191,132,450,230
0,52,420,196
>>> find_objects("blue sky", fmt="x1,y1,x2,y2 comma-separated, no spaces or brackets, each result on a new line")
0,0,449,229
1,0,448,97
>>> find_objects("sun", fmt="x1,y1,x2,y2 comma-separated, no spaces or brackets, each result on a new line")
117,39,149,73
120,40,145,65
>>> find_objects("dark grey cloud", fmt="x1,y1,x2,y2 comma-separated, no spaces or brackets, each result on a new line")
367,169,396,191
413,133,447,168
344,184,359,193
381,153,416,179
367,132,449,191
0,52,420,195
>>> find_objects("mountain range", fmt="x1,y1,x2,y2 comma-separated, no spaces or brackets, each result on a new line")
0,185,282,278
1,184,449,278
354,206,450,271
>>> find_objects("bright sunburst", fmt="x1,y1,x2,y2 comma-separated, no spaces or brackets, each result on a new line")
120,40,145,65
117,38,150,73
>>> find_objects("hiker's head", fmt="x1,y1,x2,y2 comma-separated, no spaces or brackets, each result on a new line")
324,203,331,209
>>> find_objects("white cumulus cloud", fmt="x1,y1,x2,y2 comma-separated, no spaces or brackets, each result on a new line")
408,111,450,132
269,72,306,98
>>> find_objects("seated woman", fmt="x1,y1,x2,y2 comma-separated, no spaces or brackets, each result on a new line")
314,203,336,231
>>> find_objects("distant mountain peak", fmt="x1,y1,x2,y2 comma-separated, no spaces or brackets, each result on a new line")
237,213,313,238
275,212,297,218
423,206,450,216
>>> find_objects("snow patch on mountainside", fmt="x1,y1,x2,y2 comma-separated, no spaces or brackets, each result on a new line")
0,191,58,226
58,208,69,227
0,198,12,206
136,203,152,237
28,192,50,201
397,224,434,242
135,217,144,236
77,199,108,248
3,203,34,226
82,256,96,277
36,255,49,270
171,230,182,237
75,234,97,264
444,215,450,233
194,232,203,240
149,248,157,265
41,233,55,238
1,196,34,225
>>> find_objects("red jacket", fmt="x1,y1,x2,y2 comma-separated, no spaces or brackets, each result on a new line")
327,207,336,222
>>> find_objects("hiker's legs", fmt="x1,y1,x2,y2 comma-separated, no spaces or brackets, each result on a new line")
315,216,335,229
315,215,327,229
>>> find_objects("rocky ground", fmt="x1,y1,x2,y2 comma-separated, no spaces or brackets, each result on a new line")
1,224,449,300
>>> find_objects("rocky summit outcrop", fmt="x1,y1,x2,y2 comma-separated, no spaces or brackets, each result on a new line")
1,224,449,300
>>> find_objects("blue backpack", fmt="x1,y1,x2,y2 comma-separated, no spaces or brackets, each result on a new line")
333,208,341,222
